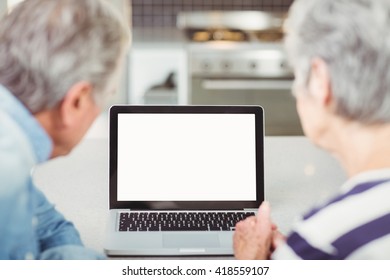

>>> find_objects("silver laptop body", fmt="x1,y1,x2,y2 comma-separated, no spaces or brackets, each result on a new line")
104,105,264,256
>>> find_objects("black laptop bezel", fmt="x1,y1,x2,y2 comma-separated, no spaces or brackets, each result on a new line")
109,105,264,210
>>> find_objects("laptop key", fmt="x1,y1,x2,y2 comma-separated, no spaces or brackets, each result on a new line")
148,226,160,231
160,225,176,231
209,225,222,231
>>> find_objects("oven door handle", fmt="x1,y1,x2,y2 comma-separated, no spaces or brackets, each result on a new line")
201,79,293,91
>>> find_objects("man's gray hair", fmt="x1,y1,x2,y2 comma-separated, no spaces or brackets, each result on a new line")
0,0,130,113
285,0,390,123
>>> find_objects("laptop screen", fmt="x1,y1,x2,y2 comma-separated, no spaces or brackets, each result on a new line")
109,106,264,210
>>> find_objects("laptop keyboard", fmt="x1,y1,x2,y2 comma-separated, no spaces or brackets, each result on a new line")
118,211,255,232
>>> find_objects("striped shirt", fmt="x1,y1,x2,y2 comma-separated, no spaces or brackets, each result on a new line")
272,169,390,260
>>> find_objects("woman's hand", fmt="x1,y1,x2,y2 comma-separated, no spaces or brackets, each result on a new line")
233,202,284,259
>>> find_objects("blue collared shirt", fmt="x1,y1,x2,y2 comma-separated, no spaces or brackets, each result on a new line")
0,85,102,259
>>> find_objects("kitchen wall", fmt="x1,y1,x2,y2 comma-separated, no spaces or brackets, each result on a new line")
131,0,294,28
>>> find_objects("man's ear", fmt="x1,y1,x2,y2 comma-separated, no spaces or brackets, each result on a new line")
309,58,333,107
59,81,93,127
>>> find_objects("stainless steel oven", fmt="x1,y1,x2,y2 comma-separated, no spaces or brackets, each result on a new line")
188,45,303,136
178,11,303,136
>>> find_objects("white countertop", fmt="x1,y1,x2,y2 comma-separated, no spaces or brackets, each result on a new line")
32,132,347,258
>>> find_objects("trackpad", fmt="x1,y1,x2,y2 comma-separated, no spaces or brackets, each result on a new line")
163,233,220,248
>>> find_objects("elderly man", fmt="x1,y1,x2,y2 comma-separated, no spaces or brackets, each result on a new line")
234,0,390,260
0,0,129,259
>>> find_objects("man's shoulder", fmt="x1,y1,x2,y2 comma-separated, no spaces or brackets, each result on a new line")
0,110,36,195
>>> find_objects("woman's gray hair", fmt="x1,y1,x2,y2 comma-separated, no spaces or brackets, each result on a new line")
285,0,390,123
0,0,130,113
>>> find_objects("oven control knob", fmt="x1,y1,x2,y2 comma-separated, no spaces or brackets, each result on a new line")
221,61,231,70
250,62,257,70
280,61,288,69
202,61,211,71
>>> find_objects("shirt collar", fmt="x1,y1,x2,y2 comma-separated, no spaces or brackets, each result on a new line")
340,168,390,193
0,84,52,163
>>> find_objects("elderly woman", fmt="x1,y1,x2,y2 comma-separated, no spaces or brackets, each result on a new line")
234,0,390,260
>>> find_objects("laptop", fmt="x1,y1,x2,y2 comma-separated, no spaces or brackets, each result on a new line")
104,105,264,256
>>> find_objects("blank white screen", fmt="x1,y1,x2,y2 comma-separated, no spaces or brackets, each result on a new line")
117,114,257,201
